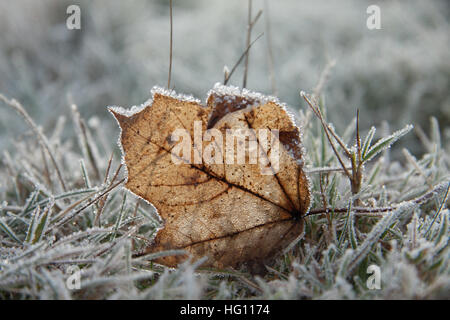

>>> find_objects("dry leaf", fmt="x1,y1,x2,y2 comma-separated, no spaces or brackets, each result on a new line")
110,84,311,270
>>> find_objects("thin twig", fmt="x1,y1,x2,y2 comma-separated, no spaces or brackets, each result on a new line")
243,0,252,88
303,93,352,158
353,109,363,198
167,0,173,89
224,33,264,85
242,1,262,88
306,181,449,218
264,0,277,95
307,206,390,217
301,92,352,179
104,152,114,184
111,163,123,185
356,109,361,164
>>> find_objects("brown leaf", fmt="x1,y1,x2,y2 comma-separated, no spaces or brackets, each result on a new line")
110,84,311,269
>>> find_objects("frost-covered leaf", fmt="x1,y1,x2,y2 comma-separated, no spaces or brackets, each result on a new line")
111,84,311,270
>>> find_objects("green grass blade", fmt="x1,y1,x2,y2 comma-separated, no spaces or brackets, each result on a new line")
363,124,413,163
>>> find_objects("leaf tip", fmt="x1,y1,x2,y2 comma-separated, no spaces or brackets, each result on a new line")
108,107,132,127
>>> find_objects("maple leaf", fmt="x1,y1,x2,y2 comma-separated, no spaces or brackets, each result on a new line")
110,84,311,269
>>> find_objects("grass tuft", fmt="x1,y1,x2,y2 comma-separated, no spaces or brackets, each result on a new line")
0,86,448,299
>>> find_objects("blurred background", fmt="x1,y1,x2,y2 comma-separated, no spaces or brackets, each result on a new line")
0,0,449,157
